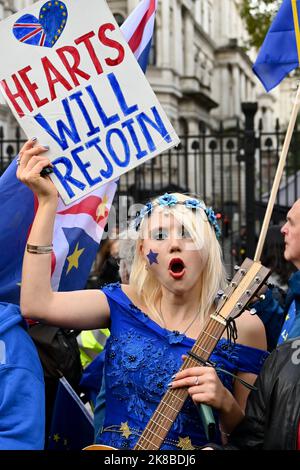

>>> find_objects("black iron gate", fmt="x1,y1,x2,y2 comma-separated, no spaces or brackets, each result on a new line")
1,103,299,274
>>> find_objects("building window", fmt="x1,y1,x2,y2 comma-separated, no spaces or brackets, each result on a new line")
114,13,125,27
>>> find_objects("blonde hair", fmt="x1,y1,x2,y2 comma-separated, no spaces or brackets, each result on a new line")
129,193,227,326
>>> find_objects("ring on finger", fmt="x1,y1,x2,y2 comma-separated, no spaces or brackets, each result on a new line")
194,376,199,385
16,155,21,166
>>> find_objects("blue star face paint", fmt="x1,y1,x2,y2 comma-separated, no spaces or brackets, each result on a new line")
147,249,159,265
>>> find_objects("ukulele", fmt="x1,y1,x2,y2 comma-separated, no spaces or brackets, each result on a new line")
84,258,270,450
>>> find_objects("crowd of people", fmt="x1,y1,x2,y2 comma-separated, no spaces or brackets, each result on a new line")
1,138,300,450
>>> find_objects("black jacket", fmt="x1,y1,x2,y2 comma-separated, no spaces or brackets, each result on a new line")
213,339,300,450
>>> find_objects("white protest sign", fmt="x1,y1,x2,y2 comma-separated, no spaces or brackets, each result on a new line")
0,0,179,205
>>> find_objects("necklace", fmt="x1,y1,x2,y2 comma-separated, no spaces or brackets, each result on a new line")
158,298,200,344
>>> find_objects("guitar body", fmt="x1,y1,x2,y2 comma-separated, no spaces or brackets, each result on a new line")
83,444,117,450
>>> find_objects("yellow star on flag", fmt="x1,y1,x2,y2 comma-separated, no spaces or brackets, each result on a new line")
53,433,60,443
66,243,85,274
177,436,195,450
96,195,108,222
120,422,132,439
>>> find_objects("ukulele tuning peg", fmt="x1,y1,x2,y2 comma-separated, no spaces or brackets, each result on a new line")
234,265,240,272
259,294,266,301
250,308,257,315
217,290,224,298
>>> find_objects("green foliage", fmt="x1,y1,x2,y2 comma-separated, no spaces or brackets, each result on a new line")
239,0,281,49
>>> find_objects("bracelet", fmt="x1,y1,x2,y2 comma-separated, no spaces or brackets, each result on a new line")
26,243,53,254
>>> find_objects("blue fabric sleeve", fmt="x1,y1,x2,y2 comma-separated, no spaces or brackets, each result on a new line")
214,339,269,377
0,366,45,450
231,345,269,375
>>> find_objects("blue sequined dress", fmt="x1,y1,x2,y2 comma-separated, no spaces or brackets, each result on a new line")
96,283,269,450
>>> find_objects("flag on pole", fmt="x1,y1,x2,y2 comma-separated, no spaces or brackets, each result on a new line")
47,377,94,450
122,0,157,72
253,0,300,91
0,0,158,303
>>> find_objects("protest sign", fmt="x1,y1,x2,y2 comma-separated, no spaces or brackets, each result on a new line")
0,0,179,204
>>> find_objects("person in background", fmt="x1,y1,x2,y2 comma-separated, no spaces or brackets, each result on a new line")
86,238,121,290
0,302,45,449
261,225,296,293
202,338,300,450
255,201,300,350
17,140,268,449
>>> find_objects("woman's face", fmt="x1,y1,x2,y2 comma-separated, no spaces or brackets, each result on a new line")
141,209,206,295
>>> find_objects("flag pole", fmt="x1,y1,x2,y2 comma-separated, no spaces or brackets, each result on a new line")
254,81,300,261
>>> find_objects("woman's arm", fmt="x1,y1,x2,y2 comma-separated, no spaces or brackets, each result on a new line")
18,139,110,330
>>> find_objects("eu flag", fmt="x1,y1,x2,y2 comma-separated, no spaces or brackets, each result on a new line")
253,0,300,91
48,377,94,450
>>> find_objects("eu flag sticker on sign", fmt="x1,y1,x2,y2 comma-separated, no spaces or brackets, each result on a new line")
0,0,179,205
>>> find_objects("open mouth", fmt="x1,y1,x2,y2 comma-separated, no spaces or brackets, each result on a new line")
168,258,186,278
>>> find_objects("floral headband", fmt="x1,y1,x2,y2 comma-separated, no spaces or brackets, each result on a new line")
133,193,222,238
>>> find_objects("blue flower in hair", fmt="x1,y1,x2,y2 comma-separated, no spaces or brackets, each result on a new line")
133,216,142,230
205,207,222,238
157,193,178,207
206,207,216,222
140,202,153,218
185,198,203,210
133,202,153,230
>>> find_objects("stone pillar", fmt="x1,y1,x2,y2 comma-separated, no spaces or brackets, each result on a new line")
187,119,199,194
221,66,230,118
173,0,183,74
233,65,240,116
240,73,246,102
184,10,194,75
195,0,201,24
161,0,170,67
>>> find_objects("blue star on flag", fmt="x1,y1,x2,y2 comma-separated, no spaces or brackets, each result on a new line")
147,249,159,265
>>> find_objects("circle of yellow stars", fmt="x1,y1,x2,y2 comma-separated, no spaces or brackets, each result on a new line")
39,1,67,45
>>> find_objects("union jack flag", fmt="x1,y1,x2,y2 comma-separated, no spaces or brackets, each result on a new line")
13,19,46,46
